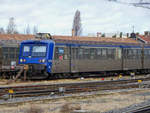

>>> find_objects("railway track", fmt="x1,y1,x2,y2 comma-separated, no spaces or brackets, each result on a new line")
0,77,150,104
105,98,150,113
129,106,150,113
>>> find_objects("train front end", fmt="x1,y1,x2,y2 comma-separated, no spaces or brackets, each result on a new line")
19,40,55,79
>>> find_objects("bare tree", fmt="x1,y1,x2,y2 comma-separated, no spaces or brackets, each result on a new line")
6,17,18,34
33,25,38,35
0,27,5,34
26,24,31,34
72,10,82,36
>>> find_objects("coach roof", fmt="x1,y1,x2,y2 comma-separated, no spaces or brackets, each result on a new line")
52,35,139,44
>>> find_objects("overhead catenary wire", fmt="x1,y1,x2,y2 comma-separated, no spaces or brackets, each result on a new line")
107,0,150,9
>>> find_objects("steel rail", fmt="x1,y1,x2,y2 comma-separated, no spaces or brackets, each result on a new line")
0,77,148,100
0,76,149,89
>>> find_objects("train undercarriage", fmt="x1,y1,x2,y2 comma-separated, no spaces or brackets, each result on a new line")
1,64,150,80
1,69,150,80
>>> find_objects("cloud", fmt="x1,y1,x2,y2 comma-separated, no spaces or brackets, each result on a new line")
0,0,150,35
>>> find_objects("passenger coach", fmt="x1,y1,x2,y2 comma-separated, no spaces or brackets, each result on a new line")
0,40,20,77
19,33,150,79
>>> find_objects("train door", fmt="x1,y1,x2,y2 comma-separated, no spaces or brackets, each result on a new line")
70,47,79,73
143,47,150,69
52,45,70,73
123,47,142,70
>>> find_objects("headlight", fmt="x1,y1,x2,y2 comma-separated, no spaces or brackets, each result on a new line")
23,59,26,62
42,59,45,63
39,59,45,63
20,59,23,62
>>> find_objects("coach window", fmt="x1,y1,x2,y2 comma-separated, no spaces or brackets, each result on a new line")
71,48,75,59
117,48,122,59
10,53,15,59
83,48,90,59
123,49,127,59
146,49,149,59
2,47,9,59
23,46,30,52
90,48,96,59
75,48,79,59
144,49,147,59
132,49,137,59
72,48,78,60
2,47,8,52
125,49,129,59
148,50,150,58
137,49,141,59
102,48,107,59
124,49,128,59
32,46,47,57
10,47,15,52
23,46,30,57
71,48,77,59
55,47,65,60
127,49,132,59
64,47,68,60
112,49,116,59
16,48,19,58
136,49,138,59
126,49,130,59
96,48,102,59
146,49,150,59
144,49,149,59
78,48,83,59
10,47,16,59
54,47,58,60
107,49,115,59
3,53,8,59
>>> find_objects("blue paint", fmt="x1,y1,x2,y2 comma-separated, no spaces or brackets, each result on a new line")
144,46,150,48
19,40,55,73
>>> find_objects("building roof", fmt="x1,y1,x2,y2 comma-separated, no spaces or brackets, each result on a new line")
0,34,139,44
137,35,150,44
0,34,34,41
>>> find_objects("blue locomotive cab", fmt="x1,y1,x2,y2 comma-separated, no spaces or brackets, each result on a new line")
19,40,55,77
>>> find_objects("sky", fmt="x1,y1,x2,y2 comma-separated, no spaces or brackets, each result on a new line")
0,0,150,36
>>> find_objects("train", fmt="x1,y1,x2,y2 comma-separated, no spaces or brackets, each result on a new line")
0,34,34,79
0,40,20,78
18,33,150,79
